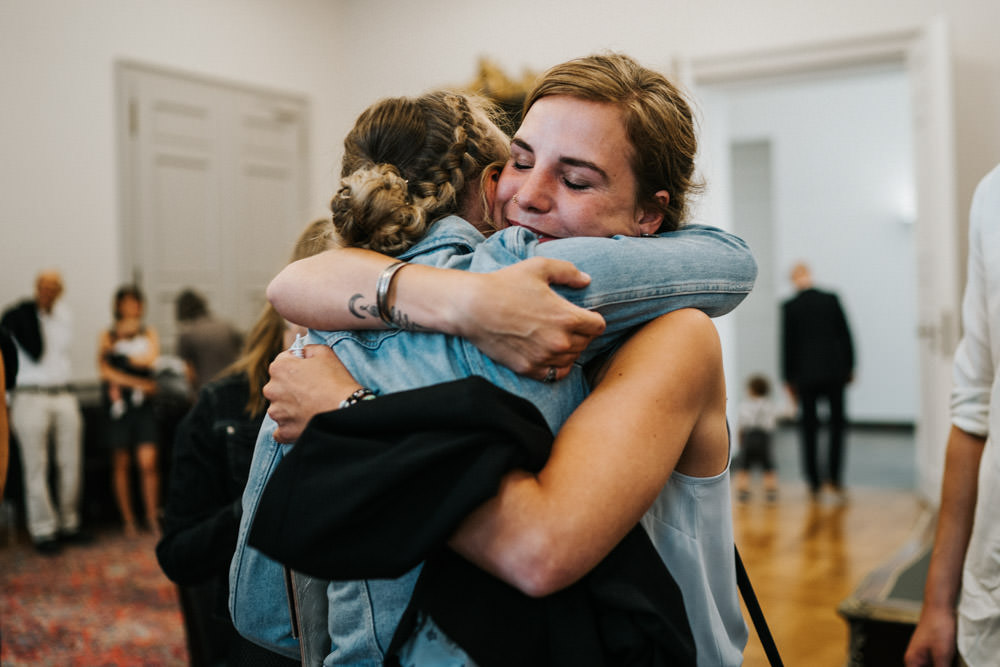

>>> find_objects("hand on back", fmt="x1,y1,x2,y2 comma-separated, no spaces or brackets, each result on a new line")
457,257,606,382
265,345,360,443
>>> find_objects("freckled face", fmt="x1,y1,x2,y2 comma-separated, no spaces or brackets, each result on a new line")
491,95,663,241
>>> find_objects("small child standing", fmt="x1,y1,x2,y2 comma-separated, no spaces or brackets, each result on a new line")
735,374,779,502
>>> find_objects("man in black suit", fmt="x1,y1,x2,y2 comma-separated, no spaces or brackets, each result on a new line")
781,262,855,500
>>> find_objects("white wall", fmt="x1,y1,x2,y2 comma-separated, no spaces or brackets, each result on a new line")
3,0,999,385
0,0,347,383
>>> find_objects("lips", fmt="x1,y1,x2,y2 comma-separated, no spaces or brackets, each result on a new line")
507,220,559,243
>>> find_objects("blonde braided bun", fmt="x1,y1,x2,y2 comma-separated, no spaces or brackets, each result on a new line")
332,91,508,254
332,164,427,255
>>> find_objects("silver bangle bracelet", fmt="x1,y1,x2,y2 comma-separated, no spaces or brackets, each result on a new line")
375,260,407,327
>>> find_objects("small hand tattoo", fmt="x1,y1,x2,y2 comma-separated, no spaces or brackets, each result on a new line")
347,293,430,331
348,294,379,320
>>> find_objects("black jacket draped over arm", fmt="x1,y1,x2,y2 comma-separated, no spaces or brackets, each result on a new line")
249,376,695,667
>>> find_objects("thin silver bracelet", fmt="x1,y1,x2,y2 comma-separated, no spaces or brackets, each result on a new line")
339,387,377,409
375,260,407,326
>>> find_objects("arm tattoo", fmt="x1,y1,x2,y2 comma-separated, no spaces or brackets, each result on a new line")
348,294,379,320
347,293,431,332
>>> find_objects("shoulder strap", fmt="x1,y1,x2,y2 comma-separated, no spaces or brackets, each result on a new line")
735,545,784,666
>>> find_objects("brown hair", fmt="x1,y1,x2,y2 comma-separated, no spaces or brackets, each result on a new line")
223,218,335,417
747,374,771,398
524,53,702,232
332,90,509,254
113,284,145,321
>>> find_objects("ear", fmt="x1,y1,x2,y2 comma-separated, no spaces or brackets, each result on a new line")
636,190,670,235
483,164,501,209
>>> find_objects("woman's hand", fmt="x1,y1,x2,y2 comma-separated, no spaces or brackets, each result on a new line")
455,258,606,381
264,345,362,443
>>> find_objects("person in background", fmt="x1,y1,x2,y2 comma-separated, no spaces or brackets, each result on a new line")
733,374,779,502
1,270,89,555
0,325,17,501
904,163,1000,667
98,285,161,537
780,261,855,502
175,289,243,393
156,219,333,667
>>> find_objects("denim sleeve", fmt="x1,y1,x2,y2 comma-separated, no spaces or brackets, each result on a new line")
228,418,302,660
534,224,757,362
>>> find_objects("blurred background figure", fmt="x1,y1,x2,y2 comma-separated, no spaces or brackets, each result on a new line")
98,285,161,537
734,373,779,503
1,270,89,555
781,261,855,502
0,325,17,505
175,289,243,394
156,219,333,666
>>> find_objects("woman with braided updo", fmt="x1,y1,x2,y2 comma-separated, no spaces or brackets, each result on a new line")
233,55,754,667
331,90,509,253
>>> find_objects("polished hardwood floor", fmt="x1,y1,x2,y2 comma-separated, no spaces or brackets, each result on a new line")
735,426,928,667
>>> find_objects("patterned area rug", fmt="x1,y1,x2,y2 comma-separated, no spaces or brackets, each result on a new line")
0,528,188,665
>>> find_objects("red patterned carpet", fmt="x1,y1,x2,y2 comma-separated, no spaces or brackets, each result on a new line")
0,528,188,665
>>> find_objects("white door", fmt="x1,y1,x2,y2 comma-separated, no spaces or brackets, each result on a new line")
681,17,960,503
907,18,961,503
117,64,309,351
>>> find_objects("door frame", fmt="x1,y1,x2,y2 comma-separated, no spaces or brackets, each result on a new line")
679,17,960,503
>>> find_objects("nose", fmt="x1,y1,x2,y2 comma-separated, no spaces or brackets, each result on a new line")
513,169,552,213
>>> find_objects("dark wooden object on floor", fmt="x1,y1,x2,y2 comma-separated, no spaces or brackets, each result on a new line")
837,512,933,666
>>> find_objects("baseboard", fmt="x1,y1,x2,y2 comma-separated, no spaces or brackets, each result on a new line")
777,419,914,433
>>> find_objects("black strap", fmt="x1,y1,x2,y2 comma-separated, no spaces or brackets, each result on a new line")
735,545,784,667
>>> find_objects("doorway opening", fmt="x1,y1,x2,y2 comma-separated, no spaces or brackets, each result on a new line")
685,21,960,501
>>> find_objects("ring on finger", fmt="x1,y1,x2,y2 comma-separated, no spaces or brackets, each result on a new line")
543,366,558,383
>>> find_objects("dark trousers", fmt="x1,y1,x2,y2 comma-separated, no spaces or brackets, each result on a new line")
797,382,847,491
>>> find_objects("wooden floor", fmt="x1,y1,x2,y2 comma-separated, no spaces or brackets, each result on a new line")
734,483,928,667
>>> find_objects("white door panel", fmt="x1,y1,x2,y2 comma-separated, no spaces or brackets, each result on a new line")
118,64,309,353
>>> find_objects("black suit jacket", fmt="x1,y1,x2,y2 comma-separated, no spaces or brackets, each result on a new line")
781,287,854,387
0,326,18,390
249,377,696,667
1,300,42,362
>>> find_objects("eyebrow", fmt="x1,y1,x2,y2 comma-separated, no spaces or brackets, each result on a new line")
511,137,609,182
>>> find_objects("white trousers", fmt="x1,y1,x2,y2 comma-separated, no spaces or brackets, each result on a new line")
9,390,83,540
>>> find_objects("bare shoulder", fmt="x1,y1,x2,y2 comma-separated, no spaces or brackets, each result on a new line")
595,309,723,409
629,310,728,477
622,308,722,373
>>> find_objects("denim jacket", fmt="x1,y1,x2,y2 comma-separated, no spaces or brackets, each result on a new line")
230,216,757,663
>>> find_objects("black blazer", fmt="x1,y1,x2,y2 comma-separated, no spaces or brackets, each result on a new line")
250,376,696,667
781,287,855,387
1,300,42,362
0,326,18,390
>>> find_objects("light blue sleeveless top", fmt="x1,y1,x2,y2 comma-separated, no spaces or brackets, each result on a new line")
640,463,748,666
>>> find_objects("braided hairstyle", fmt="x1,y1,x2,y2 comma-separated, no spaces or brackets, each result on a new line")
332,91,509,255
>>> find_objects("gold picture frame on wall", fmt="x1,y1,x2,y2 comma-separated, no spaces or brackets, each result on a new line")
463,57,539,135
